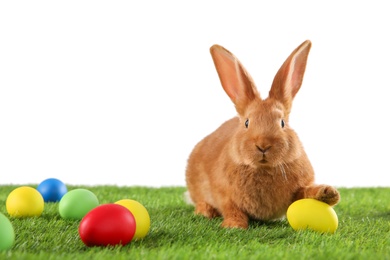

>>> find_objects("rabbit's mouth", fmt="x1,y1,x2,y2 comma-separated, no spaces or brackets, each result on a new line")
259,159,268,164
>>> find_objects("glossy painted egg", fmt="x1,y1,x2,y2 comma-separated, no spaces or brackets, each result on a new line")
79,204,136,246
0,213,15,250
6,186,44,217
37,178,68,202
115,199,151,239
287,199,338,233
59,189,99,220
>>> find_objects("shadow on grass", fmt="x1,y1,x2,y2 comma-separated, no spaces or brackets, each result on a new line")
128,204,297,251
372,211,390,220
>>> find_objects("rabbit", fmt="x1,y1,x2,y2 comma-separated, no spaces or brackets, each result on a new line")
185,40,340,229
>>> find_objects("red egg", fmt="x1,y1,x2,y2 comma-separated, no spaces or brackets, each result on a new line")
79,204,136,246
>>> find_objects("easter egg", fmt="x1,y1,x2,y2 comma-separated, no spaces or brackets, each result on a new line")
37,178,68,202
115,199,151,239
0,213,15,250
287,198,338,233
6,186,44,217
79,204,136,246
59,189,99,220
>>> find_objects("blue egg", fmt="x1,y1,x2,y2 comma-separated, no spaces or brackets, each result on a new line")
37,178,68,202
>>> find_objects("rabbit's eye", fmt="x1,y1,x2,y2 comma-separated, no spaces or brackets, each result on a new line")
281,119,285,128
245,119,249,128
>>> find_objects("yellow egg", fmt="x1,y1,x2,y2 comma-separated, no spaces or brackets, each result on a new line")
115,199,150,239
287,198,338,234
6,186,44,217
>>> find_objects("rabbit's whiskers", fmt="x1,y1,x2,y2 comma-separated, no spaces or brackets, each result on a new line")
279,163,287,181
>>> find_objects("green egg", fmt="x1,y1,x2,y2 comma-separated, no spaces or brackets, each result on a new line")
0,212,15,250
59,189,99,220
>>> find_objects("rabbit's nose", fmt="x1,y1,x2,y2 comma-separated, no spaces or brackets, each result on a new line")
256,145,271,154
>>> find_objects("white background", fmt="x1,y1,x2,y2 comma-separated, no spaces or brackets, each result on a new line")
1,1,389,188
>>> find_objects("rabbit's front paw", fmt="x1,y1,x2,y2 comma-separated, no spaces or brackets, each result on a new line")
315,185,340,206
220,207,249,229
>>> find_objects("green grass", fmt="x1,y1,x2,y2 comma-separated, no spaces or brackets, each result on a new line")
0,185,389,260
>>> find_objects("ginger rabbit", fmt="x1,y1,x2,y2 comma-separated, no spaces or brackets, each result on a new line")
185,40,340,229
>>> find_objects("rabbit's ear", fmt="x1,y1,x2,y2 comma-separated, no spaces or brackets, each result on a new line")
269,40,311,115
210,45,259,115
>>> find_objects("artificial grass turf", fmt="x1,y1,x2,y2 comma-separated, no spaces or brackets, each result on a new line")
0,185,389,260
